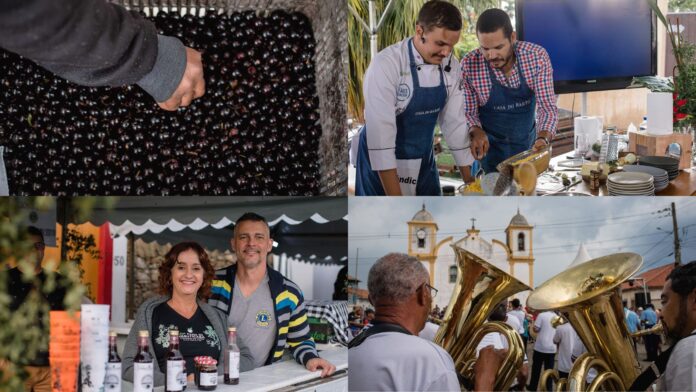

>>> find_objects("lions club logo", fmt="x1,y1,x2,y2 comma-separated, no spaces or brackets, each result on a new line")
256,310,272,328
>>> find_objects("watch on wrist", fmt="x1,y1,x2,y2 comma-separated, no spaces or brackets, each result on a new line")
536,135,550,145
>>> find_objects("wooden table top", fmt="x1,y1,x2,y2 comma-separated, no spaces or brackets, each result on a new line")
547,155,696,196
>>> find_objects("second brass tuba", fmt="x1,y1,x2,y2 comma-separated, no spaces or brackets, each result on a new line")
528,252,643,392
434,245,531,391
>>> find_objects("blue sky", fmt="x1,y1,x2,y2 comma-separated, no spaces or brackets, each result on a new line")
348,197,696,289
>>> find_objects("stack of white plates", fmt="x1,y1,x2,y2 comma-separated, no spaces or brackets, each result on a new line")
607,172,655,196
622,165,669,193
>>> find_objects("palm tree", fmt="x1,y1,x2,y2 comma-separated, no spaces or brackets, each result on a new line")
348,0,500,122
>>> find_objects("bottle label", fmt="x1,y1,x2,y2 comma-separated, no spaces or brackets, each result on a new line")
166,360,186,391
228,351,240,378
200,372,218,386
104,362,122,390
133,362,154,392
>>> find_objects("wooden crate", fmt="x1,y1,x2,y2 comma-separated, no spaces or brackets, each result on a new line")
628,132,693,169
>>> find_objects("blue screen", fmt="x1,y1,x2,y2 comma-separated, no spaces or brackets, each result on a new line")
519,0,654,82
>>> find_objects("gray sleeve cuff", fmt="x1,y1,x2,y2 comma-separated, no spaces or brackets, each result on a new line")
136,35,187,102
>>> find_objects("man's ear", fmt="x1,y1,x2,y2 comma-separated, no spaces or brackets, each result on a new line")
416,24,424,38
416,284,428,306
511,31,517,44
689,288,696,310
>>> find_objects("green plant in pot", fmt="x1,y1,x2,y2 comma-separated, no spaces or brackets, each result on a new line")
633,0,696,129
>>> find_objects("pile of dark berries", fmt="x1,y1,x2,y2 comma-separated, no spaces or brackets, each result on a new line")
0,10,321,195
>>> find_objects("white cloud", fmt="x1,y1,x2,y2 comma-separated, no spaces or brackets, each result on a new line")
349,197,696,288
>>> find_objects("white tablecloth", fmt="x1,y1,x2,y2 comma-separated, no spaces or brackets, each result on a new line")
122,345,347,392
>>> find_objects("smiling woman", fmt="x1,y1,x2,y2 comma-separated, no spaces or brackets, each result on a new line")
121,241,253,388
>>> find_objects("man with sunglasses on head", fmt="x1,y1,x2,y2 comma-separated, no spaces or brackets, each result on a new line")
349,252,504,391
461,8,557,174
6,226,68,391
352,0,478,196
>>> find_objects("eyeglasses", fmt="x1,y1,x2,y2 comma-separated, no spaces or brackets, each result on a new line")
33,242,45,250
424,283,438,298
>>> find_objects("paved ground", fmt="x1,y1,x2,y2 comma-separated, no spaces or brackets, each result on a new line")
522,338,658,390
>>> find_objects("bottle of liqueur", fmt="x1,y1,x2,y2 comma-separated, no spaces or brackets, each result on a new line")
105,331,122,391
133,330,154,392
166,329,186,391
224,327,240,385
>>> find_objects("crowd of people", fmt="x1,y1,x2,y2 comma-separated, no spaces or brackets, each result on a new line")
6,213,336,390
348,249,696,391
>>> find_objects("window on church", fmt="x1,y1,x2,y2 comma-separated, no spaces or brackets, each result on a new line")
418,238,425,248
449,265,457,283
518,233,525,251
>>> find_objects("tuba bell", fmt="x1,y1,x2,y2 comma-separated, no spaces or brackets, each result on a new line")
434,245,531,391
528,252,643,392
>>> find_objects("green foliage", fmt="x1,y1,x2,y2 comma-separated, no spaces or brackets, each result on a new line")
670,0,696,12
647,0,696,126
630,75,674,92
0,198,85,391
66,228,100,299
348,0,500,121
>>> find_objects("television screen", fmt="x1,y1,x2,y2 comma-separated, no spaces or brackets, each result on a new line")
516,0,656,94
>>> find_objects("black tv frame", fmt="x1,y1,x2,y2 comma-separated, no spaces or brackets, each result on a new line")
515,0,658,94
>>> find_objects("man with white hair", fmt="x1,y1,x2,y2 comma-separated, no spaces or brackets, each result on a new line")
349,253,505,391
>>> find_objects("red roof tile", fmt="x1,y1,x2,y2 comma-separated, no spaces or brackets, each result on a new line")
621,263,675,290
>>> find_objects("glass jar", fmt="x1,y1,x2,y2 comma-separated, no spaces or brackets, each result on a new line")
194,357,218,390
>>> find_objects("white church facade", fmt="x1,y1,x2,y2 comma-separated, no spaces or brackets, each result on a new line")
406,204,535,309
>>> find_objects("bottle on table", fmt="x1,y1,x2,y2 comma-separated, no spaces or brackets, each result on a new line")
224,327,240,385
105,330,122,391
166,329,186,391
133,330,154,392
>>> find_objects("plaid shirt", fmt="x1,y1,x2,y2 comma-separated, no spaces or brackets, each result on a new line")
461,41,558,136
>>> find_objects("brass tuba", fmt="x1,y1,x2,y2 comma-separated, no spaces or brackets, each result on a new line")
434,245,531,391
528,253,643,392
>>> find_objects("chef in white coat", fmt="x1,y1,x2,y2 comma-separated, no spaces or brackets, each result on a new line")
352,0,485,196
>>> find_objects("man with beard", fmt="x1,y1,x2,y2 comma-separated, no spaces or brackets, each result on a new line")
209,213,335,376
629,261,696,391
461,8,557,173
353,0,477,196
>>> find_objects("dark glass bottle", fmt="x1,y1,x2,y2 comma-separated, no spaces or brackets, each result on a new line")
224,327,240,385
133,330,153,392
104,331,121,391
165,329,186,391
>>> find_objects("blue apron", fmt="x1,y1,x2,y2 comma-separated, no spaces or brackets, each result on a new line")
479,45,537,173
355,39,447,196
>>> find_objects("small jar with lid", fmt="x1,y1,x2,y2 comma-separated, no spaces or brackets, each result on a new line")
195,357,218,390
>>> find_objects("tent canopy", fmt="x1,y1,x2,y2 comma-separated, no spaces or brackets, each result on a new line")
63,197,347,264
67,197,346,226
137,218,347,264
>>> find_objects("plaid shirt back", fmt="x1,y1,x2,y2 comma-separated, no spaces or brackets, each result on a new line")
461,41,558,135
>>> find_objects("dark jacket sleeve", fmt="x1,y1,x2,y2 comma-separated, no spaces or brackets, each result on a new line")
0,0,186,102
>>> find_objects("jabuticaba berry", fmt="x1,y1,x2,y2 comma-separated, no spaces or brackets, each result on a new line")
0,10,321,196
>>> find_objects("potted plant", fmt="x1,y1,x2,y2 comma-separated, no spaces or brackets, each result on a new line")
633,0,696,131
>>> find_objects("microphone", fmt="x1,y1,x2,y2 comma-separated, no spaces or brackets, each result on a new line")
443,55,452,72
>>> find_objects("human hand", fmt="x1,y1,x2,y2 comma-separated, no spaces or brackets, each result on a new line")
158,47,205,111
475,345,507,391
306,358,336,378
469,127,489,160
532,132,551,151
516,362,529,387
